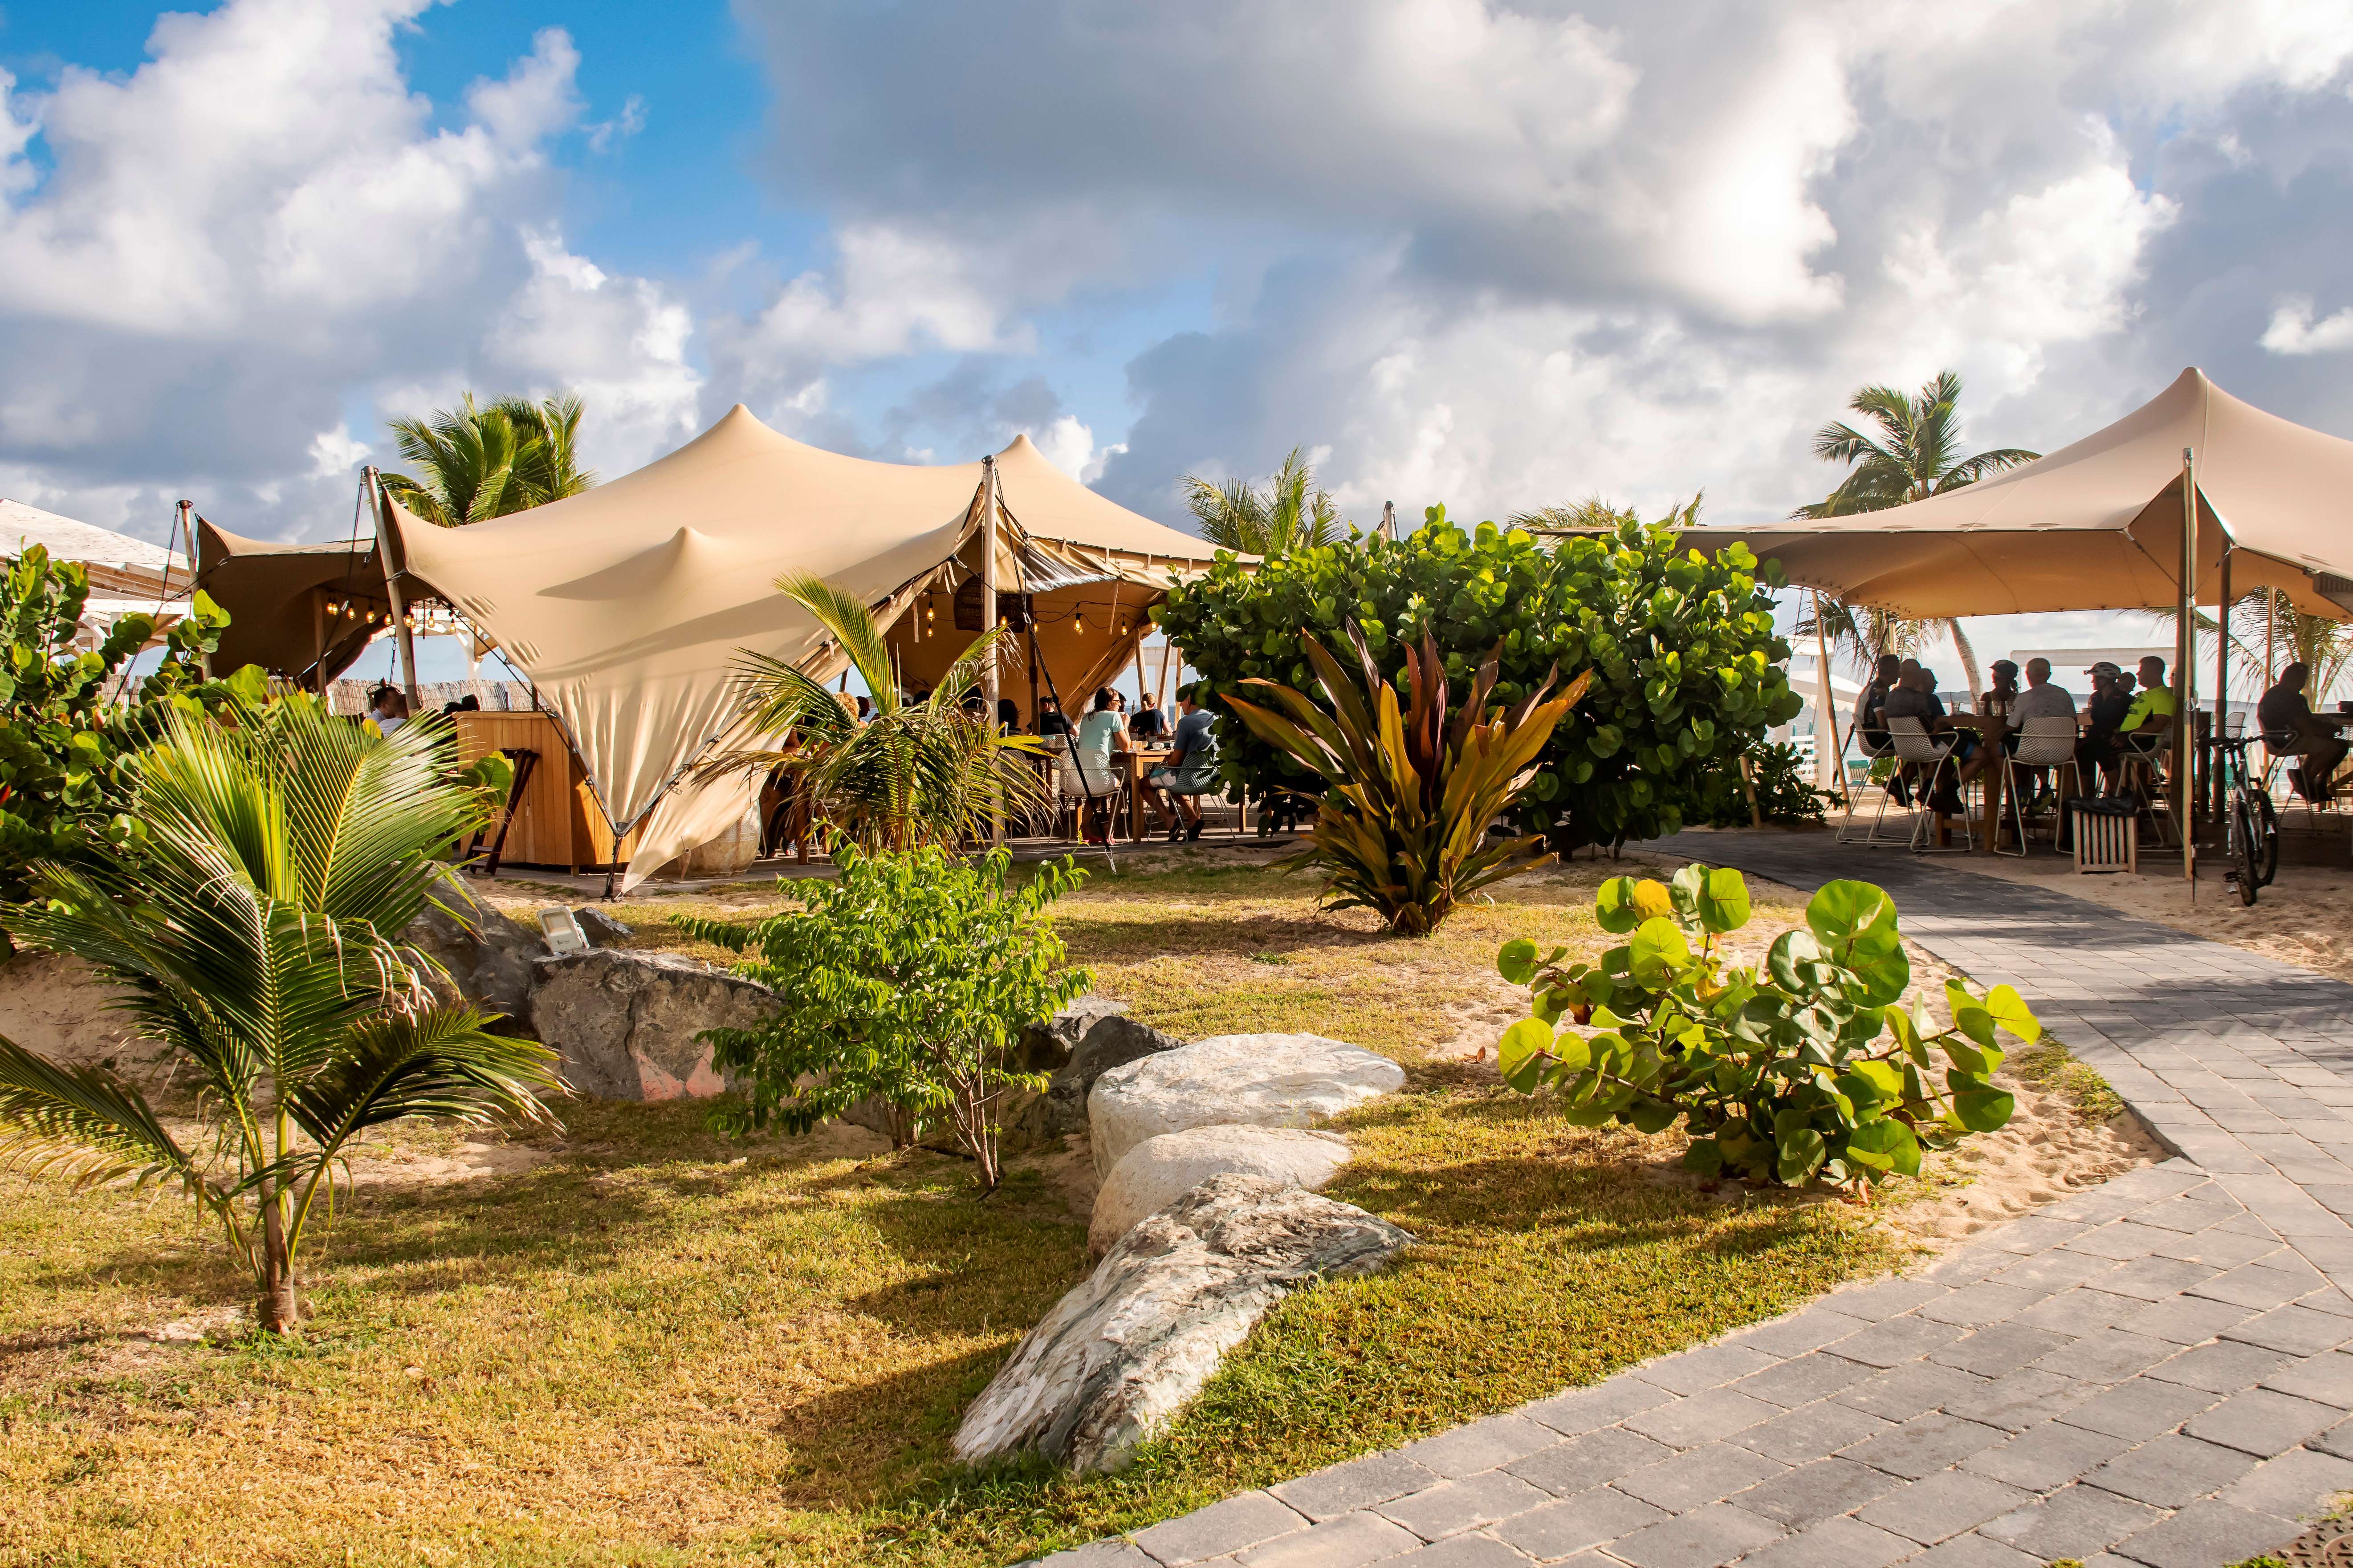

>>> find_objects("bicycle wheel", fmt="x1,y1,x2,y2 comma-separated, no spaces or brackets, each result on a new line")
2232,796,2259,906
2255,790,2281,886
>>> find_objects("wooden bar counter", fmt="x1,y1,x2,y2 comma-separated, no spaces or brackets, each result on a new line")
451,710,639,873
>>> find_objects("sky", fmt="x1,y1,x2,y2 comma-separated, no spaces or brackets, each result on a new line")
5,0,2353,690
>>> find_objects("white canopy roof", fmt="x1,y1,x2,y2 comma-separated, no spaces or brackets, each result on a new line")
3,498,183,573
1695,369,2353,621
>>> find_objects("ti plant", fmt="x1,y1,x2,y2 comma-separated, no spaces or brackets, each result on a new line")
1494,866,2032,1190
1223,622,1591,936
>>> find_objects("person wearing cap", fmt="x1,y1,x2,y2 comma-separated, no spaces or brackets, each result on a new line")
2078,662,2133,791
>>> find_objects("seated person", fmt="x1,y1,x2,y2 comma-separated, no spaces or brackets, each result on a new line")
1074,687,1129,845
1883,667,1982,816
997,697,1020,732
1130,697,1167,743
2077,662,2131,791
1979,659,2022,735
1852,653,1905,804
1035,696,1071,738
2118,654,2175,744
1146,684,1220,843
2259,661,2349,804
2009,657,2078,801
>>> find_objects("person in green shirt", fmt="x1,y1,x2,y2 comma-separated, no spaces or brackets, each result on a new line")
2119,655,2176,736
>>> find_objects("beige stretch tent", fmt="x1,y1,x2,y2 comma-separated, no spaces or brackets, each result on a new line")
1692,368,2353,621
198,406,1225,886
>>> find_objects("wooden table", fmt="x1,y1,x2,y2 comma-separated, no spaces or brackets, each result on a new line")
1122,749,1172,841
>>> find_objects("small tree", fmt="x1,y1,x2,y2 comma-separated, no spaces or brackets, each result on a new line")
0,546,252,926
0,699,556,1332
680,845,1091,1190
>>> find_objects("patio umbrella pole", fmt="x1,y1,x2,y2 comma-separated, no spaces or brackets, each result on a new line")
2176,447,2197,894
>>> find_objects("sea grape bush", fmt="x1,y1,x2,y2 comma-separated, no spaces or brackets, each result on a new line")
1155,506,1802,849
1494,865,2031,1190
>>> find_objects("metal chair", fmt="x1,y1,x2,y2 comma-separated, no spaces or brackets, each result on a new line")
1837,730,1907,846
2114,729,2178,847
1999,718,2077,856
1888,717,1974,853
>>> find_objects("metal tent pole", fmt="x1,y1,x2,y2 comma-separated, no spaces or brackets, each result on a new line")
2175,448,2197,891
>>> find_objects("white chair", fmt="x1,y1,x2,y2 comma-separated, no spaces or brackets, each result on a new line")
1837,729,1907,846
1057,747,1127,843
1999,717,2078,857
1888,717,1973,853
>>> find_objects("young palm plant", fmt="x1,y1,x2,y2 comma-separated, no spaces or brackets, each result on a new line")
380,392,597,526
0,699,561,1333
1224,625,1588,935
704,572,1048,851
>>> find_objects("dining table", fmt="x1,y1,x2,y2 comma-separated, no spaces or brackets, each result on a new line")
1121,748,1172,841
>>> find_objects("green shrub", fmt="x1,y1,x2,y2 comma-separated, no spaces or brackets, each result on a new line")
1494,866,2030,1190
0,545,257,922
1223,623,1585,935
678,844,1092,1189
1698,741,1828,828
1155,506,1800,851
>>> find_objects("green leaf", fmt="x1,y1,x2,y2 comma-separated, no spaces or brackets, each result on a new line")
1595,876,1643,934
1681,1138,1725,1177
1953,1087,2016,1133
1628,917,1691,987
1843,1117,1921,1176
1807,879,1909,1006
1498,938,1540,986
1497,1018,1556,1093
1983,983,2042,1044
1696,866,1751,934
1767,930,1823,992
1775,1126,1827,1184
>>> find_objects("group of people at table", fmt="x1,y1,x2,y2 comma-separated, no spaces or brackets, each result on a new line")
1850,653,2351,824
1023,684,1220,845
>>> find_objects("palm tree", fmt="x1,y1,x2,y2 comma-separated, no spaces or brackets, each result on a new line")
0,699,562,1333
2148,588,2353,707
1799,371,2039,700
380,392,597,526
1509,495,1703,532
1181,446,1347,554
703,573,1049,852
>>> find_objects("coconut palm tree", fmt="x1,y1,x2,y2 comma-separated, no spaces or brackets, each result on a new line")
1798,372,2040,699
1508,495,1703,532
0,699,561,1334
704,573,1049,852
1181,446,1347,554
380,393,597,526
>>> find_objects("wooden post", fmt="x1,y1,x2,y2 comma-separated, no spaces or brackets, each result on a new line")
2175,448,2197,889
1738,753,1763,829
366,468,423,712
311,590,327,695
2213,549,2232,821
980,456,1003,845
1812,590,1848,804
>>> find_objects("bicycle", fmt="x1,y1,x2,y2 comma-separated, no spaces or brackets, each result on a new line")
2209,733,2280,905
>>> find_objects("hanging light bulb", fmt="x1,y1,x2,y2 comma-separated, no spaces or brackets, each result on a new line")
1118,616,1130,636
1075,607,1087,630
924,600,936,623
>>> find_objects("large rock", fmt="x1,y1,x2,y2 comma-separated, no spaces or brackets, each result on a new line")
1034,1003,1185,1141
1088,1033,1405,1178
952,1173,1413,1472
1089,1125,1351,1257
527,949,780,1101
0,950,173,1086
404,873,541,1020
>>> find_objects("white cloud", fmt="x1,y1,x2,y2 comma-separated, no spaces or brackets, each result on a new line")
587,93,647,154
1028,415,1098,480
307,422,371,478
2260,297,2353,356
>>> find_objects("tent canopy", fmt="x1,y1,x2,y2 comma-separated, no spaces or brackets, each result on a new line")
1694,369,2353,621
199,405,1224,877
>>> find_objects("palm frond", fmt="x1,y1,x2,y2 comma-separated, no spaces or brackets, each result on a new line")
0,1035,213,1198
775,570,896,704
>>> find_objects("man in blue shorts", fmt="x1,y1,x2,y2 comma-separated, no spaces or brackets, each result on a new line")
1148,684,1220,842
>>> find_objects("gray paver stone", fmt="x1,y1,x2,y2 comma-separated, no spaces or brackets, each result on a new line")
2218,1443,2353,1517
1487,1486,1665,1560
1618,1388,1777,1450
2080,1432,2260,1508
1374,1536,1531,1568
1962,1418,2133,1490
2225,1302,2353,1356
1601,1502,1783,1568
2011,1287,2148,1335
1831,1277,1950,1321
1940,1367,2097,1432
1506,1426,1669,1497
1629,1341,1780,1396
2115,1292,2258,1345
2264,1350,2353,1407
1842,1412,2009,1479
1399,1415,1558,1479
1726,1397,1891,1459
1131,1492,1307,1565
1234,1512,1422,1568
1517,1377,1671,1437
1728,1456,1903,1527
1833,1315,1967,1368
2145,1338,2297,1394
1729,1350,1873,1408
1722,1515,1912,1568
2030,1328,2178,1382
2107,1499,2300,1568
1932,1322,2077,1377
1977,1480,2163,1560
1917,1283,2041,1327
1270,1452,1441,1522
1375,1471,1550,1540
2191,1259,2325,1310
1727,1308,1872,1358
1611,1442,1784,1512
2182,1386,2342,1457
1856,1471,2032,1545
2098,1255,2227,1302
1028,1540,1157,1567
2060,1377,2221,1440
1897,1531,2044,1566
1834,1361,1992,1422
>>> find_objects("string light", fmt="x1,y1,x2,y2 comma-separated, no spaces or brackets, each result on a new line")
1074,608,1086,630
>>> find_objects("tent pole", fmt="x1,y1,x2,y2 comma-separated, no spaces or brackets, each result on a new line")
366,467,423,713
2214,549,2232,822
981,455,1003,846
1813,590,1849,805
312,591,326,696
2175,448,2196,892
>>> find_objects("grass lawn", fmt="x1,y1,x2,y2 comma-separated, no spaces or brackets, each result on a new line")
0,852,1918,1567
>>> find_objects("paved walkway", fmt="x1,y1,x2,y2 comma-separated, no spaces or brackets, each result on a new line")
1032,834,2353,1568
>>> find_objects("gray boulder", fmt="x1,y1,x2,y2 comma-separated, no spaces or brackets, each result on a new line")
575,907,633,946
952,1173,1413,1473
405,874,540,1020
1089,1125,1352,1257
1038,1005,1185,1139
527,949,780,1101
1088,1033,1405,1178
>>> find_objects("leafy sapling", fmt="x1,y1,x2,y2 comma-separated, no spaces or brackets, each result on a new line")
1494,865,2033,1190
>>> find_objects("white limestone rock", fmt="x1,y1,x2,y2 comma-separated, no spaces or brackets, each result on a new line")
1088,1125,1352,1257
1087,1033,1404,1178
526,949,778,1101
952,1173,1413,1473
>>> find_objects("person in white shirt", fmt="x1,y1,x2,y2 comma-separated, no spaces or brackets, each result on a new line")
367,686,410,739
2009,658,2079,725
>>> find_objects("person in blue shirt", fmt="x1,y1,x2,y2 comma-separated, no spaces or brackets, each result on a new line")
1147,684,1220,842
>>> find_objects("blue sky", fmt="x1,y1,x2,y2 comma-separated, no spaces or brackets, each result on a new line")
5,0,2353,690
